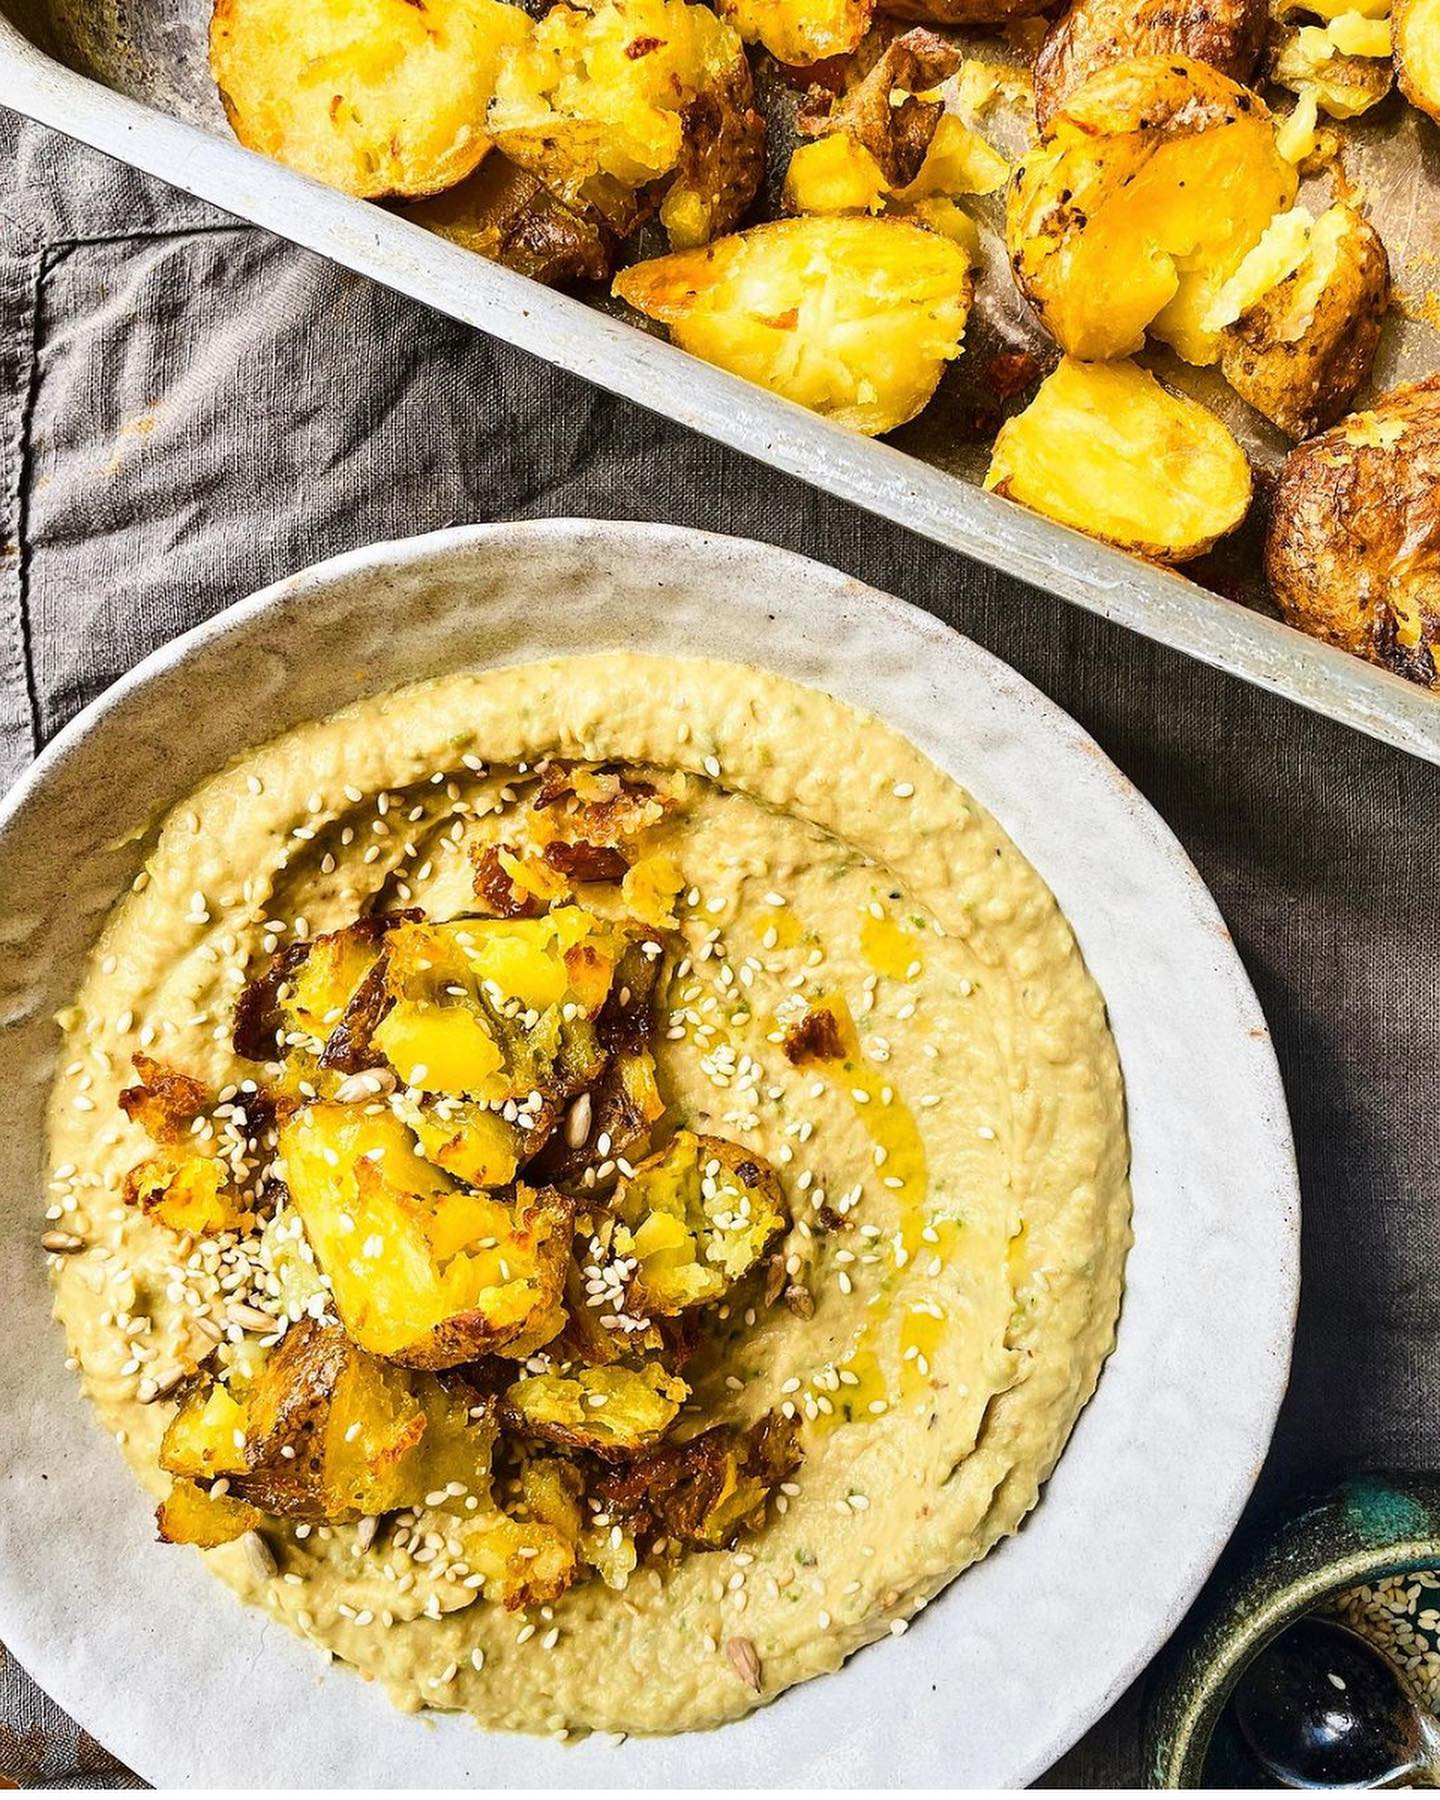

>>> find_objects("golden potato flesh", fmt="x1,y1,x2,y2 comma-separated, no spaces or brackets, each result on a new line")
157,1482,265,1548
1032,0,1267,127
612,1130,788,1315
1006,56,1297,364
1395,0,1440,121
281,1102,574,1367
1267,17,1395,116
486,0,757,238
880,0,1049,24
160,1320,499,1523
1212,202,1391,441
209,0,531,199
504,1362,689,1455
613,216,972,436
718,0,870,62
984,357,1252,563
1265,377,1440,687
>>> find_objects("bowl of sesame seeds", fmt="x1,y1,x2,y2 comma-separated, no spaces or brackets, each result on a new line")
1147,1472,1440,1786
0,520,1298,1785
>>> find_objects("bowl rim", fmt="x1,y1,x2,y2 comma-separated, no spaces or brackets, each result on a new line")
0,519,1302,1787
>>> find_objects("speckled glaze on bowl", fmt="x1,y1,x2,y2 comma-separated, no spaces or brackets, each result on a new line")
1146,1472,1440,1787
0,522,1300,1788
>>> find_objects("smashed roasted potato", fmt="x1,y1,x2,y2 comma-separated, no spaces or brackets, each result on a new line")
209,0,531,199
717,0,871,62
160,1319,497,1523
596,1413,801,1548
1267,10,1395,115
486,0,761,244
1395,0,1440,120
985,357,1253,562
281,1103,574,1366
1265,377,1440,686
503,1361,689,1454
1032,0,1268,126
1210,202,1390,440
614,215,972,435
157,1481,265,1548
407,155,616,286
795,28,961,190
881,0,1051,24
612,1129,788,1313
1007,56,1297,364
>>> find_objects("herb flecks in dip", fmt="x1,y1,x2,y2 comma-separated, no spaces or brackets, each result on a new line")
44,655,1130,1737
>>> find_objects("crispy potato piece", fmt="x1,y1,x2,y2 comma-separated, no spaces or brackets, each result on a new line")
613,1130,788,1315
614,216,972,436
471,843,568,918
984,357,1252,562
1006,56,1297,363
1210,202,1390,440
125,1153,248,1236
796,29,961,189
504,1362,689,1455
157,1482,265,1548
535,1047,666,1185
119,1053,210,1143
1033,0,1267,127
595,1413,800,1548
1267,15,1395,116
782,1004,847,1064
784,132,891,215
232,913,414,1065
530,760,674,835
717,0,871,62
371,910,619,1104
209,0,531,200
160,1321,499,1523
1265,377,1440,687
457,1501,579,1607
407,155,616,287
661,52,767,251
487,0,760,243
281,1102,574,1366
1395,0,1440,121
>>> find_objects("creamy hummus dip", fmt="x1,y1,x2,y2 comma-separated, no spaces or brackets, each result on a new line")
45,653,1129,1737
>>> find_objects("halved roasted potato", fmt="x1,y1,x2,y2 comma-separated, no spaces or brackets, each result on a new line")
1033,0,1267,126
614,216,972,436
595,1412,800,1548
984,357,1252,562
504,1362,689,1455
407,155,615,287
1265,377,1440,687
160,1319,498,1522
281,1102,574,1366
717,0,871,62
486,0,762,245
612,1130,788,1315
157,1481,265,1548
209,0,532,199
1209,202,1390,439
1395,0,1440,119
1006,56,1297,363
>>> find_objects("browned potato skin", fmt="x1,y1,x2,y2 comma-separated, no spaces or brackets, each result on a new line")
407,157,616,287
1265,376,1440,687
1220,206,1391,442
665,53,767,245
1395,0,1440,124
797,27,962,187
880,0,1048,25
1033,0,1267,127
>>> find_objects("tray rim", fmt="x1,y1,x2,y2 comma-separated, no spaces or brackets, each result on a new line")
0,11,1436,765
0,516,1301,1786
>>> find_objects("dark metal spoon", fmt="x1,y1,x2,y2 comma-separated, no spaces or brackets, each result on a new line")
1233,1615,1440,1788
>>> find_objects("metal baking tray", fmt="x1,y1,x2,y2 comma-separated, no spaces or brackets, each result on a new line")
1,0,1437,760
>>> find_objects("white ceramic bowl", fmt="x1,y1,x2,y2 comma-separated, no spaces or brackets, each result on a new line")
0,521,1299,1788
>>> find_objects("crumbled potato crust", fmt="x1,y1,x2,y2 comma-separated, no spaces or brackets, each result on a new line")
614,214,972,436
209,0,531,199
985,356,1252,562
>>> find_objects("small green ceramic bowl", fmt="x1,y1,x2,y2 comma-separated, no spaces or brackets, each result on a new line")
1145,1472,1440,1787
